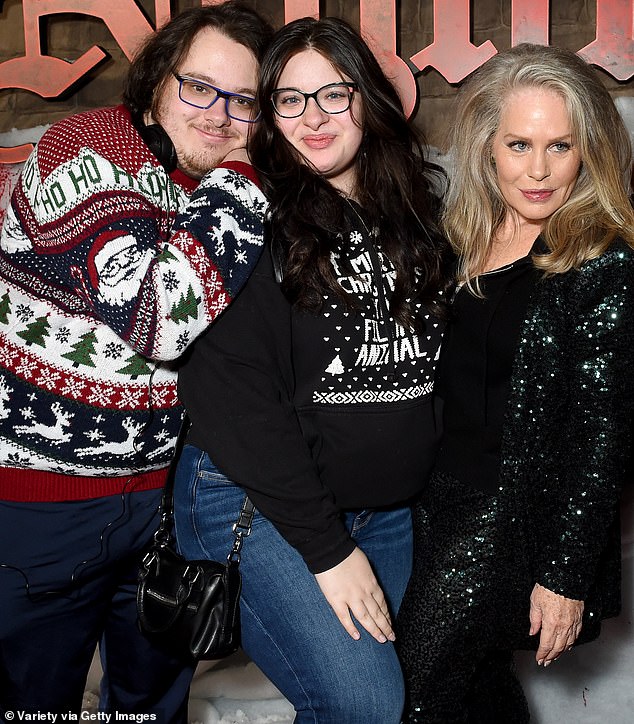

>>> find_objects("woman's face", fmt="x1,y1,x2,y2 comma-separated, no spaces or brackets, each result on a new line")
491,87,581,234
273,49,364,196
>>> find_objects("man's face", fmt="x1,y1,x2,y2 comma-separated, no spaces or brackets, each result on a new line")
151,27,258,179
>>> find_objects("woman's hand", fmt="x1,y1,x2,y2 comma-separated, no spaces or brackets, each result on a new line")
529,582,584,666
314,547,395,644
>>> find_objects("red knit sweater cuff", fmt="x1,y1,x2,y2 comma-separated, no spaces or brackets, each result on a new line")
0,467,168,502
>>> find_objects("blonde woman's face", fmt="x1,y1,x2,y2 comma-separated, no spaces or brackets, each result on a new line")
491,87,581,231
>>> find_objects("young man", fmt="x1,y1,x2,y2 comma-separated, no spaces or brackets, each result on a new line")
0,3,273,720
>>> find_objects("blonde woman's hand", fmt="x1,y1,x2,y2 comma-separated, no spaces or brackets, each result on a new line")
315,547,395,644
529,582,584,666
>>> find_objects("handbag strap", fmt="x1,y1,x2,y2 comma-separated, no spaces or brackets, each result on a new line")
229,496,255,564
155,417,189,539
155,416,255,562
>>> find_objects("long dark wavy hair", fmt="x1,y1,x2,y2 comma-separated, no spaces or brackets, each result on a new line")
123,2,274,125
250,17,452,327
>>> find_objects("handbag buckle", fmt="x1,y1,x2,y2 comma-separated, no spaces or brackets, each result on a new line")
184,564,202,585
228,527,248,563
140,548,159,574
229,498,255,564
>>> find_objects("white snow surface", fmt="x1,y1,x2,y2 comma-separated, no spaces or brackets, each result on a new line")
83,651,294,724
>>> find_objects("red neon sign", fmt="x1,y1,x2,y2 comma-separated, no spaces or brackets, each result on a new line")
0,0,632,164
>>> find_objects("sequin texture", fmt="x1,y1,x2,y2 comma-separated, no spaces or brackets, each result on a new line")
397,239,634,721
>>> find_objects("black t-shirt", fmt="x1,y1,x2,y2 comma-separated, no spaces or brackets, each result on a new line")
434,250,539,492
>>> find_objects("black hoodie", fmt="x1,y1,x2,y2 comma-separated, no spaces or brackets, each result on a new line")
179,207,445,573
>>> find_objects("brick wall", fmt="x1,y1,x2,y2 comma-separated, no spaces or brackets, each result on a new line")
0,0,632,149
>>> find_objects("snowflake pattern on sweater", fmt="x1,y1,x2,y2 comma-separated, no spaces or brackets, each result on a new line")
298,218,443,407
0,105,265,485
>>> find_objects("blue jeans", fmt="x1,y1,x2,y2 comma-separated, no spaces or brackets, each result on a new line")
174,444,413,724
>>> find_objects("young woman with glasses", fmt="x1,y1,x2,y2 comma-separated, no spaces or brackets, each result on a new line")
173,16,452,723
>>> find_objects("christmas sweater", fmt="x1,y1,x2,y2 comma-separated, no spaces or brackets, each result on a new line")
0,105,266,501
180,203,446,573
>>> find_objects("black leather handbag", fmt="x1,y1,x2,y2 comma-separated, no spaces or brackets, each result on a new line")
137,423,254,662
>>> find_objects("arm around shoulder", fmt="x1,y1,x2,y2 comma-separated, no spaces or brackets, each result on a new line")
0,109,267,361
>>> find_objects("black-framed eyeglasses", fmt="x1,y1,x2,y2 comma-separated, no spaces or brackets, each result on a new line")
173,73,260,123
271,82,359,119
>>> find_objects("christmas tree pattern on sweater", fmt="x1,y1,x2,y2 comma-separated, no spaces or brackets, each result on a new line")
0,105,265,479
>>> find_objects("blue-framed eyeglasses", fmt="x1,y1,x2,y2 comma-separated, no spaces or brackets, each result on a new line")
173,73,260,123
271,82,359,119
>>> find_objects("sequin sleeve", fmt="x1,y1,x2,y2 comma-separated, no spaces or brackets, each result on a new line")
529,243,634,601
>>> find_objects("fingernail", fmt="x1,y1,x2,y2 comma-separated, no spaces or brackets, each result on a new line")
388,633,396,642
544,660,552,668
352,630,360,640
378,634,387,643
537,659,544,666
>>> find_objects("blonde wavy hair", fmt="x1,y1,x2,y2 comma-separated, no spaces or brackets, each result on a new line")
441,43,634,283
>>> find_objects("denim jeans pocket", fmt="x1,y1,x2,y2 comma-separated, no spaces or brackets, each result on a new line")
349,509,374,536
175,446,245,559
192,459,242,514
195,453,235,487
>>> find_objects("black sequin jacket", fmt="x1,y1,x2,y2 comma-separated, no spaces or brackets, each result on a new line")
500,238,634,632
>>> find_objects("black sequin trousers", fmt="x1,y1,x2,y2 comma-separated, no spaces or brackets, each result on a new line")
396,471,532,723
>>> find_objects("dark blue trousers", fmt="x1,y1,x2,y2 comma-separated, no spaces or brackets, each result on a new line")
0,488,194,723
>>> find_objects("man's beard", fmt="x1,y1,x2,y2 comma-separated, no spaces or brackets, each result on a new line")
175,141,237,179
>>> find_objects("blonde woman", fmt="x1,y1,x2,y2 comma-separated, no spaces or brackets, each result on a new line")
396,43,634,722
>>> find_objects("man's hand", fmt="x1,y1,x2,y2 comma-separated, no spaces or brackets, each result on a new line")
529,582,584,666
315,547,395,644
